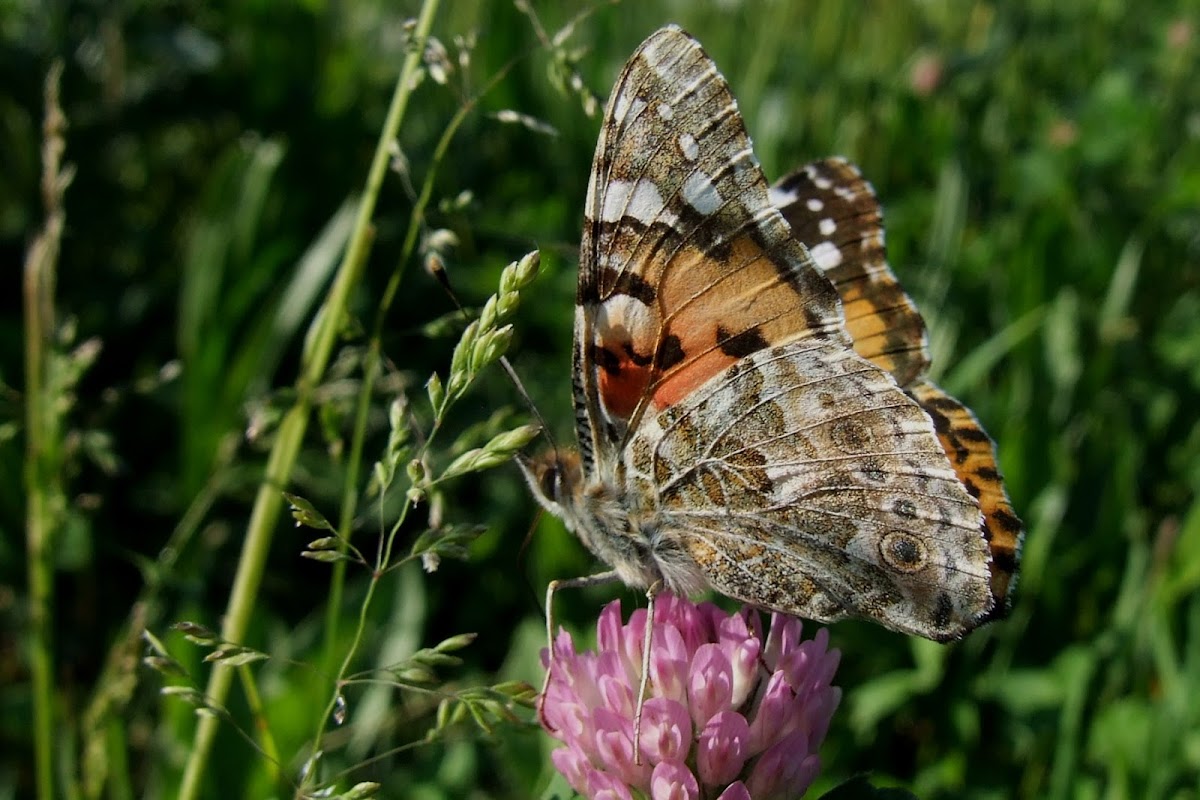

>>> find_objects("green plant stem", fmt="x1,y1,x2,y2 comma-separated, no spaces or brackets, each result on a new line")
303,527,398,797
174,2,442,797
24,62,68,800
103,721,133,800
23,347,54,800
309,68,523,762
319,48,517,673
239,665,280,785
177,409,308,800
81,437,235,797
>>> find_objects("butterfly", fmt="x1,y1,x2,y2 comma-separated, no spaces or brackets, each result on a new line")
520,25,1022,647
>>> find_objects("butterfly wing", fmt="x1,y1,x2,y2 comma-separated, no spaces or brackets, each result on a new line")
906,380,1022,615
771,158,930,386
773,157,1024,617
627,338,994,640
574,27,846,476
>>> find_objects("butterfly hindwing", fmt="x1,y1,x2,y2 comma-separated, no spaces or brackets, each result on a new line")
774,157,1024,619
907,380,1023,614
575,27,846,475
624,338,994,640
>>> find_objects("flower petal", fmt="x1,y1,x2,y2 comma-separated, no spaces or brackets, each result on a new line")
598,671,635,720
541,696,591,747
619,607,650,683
747,671,793,755
592,708,650,789
597,600,625,652
687,643,734,727
714,781,752,800
547,627,576,667
587,769,636,800
716,614,761,710
637,697,693,765
745,730,818,799
650,623,690,703
716,607,752,645
807,685,842,744
763,613,804,672
670,597,714,652
551,747,594,797
696,710,751,787
650,760,700,800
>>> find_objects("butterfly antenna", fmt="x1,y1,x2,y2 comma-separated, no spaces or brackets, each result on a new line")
517,504,548,600
426,254,559,454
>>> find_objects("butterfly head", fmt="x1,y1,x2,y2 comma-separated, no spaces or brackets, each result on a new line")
517,448,584,522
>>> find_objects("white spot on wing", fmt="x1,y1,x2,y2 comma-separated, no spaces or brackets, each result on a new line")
678,133,699,161
596,294,655,333
752,206,789,243
613,91,630,122
612,93,646,127
729,146,756,169
807,198,824,212
768,186,795,207
601,179,678,226
658,103,674,120
810,240,843,270
682,171,724,215
819,218,837,236
813,176,833,190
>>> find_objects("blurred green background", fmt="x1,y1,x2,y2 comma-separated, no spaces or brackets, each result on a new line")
3,0,1200,797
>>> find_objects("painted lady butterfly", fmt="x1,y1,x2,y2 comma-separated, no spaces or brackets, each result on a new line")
520,25,1022,643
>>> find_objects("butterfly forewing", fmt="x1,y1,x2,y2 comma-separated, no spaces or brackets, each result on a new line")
576,28,845,474
772,158,930,386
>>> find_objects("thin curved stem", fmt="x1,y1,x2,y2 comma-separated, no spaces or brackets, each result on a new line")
174,3,443,797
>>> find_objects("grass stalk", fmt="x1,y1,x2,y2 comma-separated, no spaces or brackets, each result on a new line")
238,667,281,786
23,62,70,800
319,49,518,677
310,65,520,791
174,2,443,797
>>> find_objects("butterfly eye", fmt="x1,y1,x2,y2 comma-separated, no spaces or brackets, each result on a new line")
539,462,562,502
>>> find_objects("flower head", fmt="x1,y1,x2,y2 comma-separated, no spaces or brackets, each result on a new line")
541,594,841,799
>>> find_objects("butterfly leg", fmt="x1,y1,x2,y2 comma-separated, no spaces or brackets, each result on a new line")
538,570,621,728
632,579,662,765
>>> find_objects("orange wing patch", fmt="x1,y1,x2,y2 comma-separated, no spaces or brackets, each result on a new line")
593,342,652,421
837,278,928,385
589,227,843,421
653,234,829,409
908,380,1023,611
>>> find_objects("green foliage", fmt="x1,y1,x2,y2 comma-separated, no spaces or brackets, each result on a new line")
819,776,920,800
3,0,1199,798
